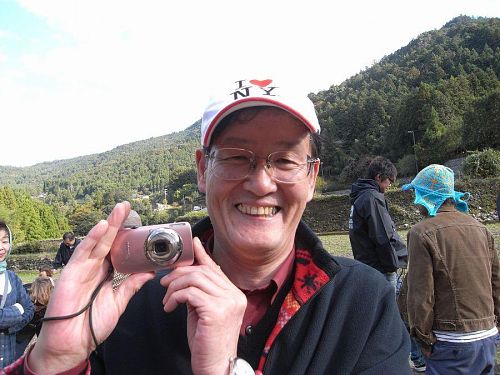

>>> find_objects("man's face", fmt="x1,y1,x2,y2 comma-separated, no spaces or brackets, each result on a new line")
196,108,319,260
0,229,10,262
64,238,75,247
375,175,393,194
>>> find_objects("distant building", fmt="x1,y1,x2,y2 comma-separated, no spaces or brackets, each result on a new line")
154,203,169,211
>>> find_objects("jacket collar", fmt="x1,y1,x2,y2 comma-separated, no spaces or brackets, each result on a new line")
435,203,458,214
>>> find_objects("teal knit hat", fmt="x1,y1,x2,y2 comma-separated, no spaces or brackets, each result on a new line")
402,164,470,216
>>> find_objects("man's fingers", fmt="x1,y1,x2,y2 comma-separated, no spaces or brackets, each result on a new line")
113,272,155,312
192,237,220,272
90,201,130,259
67,220,109,263
161,270,230,305
67,201,131,264
162,286,214,312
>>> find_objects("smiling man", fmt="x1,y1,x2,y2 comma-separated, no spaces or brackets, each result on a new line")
7,79,410,375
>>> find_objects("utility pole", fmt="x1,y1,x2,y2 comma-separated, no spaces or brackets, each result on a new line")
407,130,419,174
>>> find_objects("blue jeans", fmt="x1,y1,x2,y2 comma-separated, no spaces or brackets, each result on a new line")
426,336,496,375
402,322,426,366
410,336,426,366
395,270,426,367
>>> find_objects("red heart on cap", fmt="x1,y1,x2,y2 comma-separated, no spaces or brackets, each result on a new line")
250,79,272,87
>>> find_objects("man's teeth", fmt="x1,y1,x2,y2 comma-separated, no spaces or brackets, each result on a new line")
237,204,277,216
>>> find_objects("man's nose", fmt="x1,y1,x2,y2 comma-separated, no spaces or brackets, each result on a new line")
243,161,277,194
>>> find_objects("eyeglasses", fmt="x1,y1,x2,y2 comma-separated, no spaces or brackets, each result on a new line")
205,148,319,183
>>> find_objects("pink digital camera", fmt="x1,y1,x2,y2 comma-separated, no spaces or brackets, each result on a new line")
110,222,194,274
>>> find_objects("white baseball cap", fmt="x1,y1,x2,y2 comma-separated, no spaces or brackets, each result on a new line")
200,79,321,147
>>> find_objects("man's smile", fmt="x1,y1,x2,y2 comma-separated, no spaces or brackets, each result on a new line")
236,204,279,217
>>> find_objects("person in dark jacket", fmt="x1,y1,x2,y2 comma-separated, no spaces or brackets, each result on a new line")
53,232,80,269
348,156,408,288
5,79,411,375
349,158,424,371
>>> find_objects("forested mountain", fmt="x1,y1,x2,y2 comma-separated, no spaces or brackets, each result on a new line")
2,122,201,204
0,15,498,239
0,122,202,238
312,15,499,176
4,121,199,182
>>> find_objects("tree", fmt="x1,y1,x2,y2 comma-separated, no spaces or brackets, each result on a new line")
69,203,104,236
463,89,500,150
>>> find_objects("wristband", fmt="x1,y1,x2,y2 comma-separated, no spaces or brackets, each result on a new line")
229,357,254,375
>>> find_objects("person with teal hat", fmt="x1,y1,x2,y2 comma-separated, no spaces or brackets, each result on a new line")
401,164,470,216
403,164,499,375
0,220,34,368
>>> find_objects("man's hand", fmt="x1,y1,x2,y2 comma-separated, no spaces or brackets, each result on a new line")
28,201,155,373
161,238,247,375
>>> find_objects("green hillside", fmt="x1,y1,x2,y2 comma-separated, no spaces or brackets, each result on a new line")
0,15,498,239
312,15,499,176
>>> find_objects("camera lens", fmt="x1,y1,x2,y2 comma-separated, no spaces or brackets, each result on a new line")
153,241,170,256
144,228,183,266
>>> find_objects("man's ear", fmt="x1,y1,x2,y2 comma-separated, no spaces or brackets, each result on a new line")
374,173,382,183
306,160,320,202
196,149,207,193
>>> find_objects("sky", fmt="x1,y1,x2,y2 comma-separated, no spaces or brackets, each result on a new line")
0,0,498,167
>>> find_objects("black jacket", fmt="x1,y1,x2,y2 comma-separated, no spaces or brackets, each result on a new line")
91,218,411,374
53,238,81,268
348,179,407,273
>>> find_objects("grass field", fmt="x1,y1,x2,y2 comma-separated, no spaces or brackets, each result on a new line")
319,221,500,257
320,221,500,256
18,270,41,284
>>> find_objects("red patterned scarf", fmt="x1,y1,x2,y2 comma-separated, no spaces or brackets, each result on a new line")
257,248,331,372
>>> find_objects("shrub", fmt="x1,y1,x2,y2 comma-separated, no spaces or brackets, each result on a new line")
463,149,500,178
14,241,40,255
176,210,208,226
396,154,419,178
339,155,374,184
14,239,61,254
